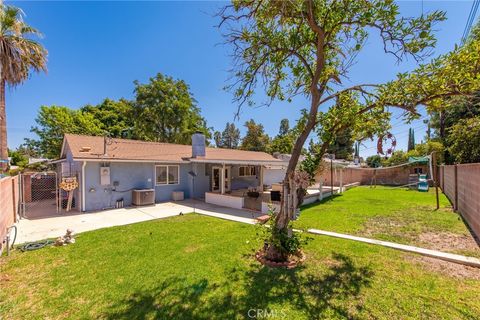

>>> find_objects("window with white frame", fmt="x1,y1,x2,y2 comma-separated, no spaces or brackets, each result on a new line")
156,165,179,185
238,166,256,177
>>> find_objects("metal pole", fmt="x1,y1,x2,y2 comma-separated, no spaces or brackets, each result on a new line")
192,175,195,214
432,152,439,210
330,157,333,195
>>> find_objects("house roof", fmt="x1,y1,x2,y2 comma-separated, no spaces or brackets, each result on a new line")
61,134,285,165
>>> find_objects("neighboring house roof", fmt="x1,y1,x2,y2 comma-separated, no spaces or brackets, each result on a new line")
28,158,49,164
61,134,285,165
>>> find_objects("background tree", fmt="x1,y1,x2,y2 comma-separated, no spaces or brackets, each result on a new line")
326,128,354,160
240,119,270,151
267,118,295,154
366,155,382,168
354,141,360,159
26,99,134,158
7,148,28,167
80,98,134,138
28,106,104,158
214,122,241,148
447,117,480,164
407,128,416,151
278,118,290,136
382,150,407,167
220,0,479,262
132,73,211,144
429,90,480,163
0,4,47,171
267,134,294,154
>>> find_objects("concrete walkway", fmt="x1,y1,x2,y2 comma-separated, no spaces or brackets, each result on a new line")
15,199,261,244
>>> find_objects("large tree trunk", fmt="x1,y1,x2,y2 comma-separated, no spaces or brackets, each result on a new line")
265,91,321,262
0,79,7,172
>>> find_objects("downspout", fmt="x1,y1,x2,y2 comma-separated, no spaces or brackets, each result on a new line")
82,161,86,212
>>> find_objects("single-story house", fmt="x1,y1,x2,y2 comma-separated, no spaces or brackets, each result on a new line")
56,133,288,213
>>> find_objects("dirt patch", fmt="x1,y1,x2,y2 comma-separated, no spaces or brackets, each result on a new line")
183,244,204,253
362,217,408,238
255,250,306,269
408,255,480,280
417,232,480,253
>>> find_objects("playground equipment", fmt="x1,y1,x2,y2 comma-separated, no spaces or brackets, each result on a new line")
417,174,429,192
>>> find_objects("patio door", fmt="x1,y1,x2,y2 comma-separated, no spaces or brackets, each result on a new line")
212,167,221,192
224,166,231,192
212,166,231,193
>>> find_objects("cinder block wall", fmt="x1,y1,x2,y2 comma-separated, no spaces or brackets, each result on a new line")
0,176,18,246
316,165,428,186
440,163,480,239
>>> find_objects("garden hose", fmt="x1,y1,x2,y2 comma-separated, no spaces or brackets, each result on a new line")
7,225,17,255
20,240,54,252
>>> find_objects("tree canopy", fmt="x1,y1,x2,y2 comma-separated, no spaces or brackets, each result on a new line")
220,0,480,262
132,73,210,144
80,98,134,138
325,128,354,160
240,119,270,151
26,73,212,158
267,118,295,154
214,122,241,148
447,117,480,164
0,4,47,171
28,106,105,159
407,128,415,151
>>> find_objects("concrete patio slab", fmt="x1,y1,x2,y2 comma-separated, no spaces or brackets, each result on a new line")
14,199,261,244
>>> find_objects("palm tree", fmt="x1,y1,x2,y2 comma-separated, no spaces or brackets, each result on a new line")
0,4,47,172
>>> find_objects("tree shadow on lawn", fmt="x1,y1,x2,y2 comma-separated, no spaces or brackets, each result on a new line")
102,253,373,320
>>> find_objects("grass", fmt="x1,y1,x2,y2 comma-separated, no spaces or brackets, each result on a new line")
296,186,479,257
1,208,480,319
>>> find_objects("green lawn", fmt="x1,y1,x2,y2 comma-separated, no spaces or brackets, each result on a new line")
297,186,480,257
1,205,480,319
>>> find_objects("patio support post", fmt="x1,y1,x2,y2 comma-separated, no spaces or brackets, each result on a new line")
221,163,225,194
339,168,343,193
259,165,264,191
81,161,86,212
319,178,323,201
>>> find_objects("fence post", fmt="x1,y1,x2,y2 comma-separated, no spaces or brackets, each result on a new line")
454,164,458,211
441,165,445,191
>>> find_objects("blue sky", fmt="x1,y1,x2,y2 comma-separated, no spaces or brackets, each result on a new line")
6,0,478,157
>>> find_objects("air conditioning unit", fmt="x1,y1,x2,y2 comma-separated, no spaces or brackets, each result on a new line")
132,189,155,206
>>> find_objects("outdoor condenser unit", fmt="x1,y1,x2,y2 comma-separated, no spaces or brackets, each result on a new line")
132,189,155,206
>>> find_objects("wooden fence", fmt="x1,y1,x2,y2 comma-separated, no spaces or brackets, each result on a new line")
0,175,19,250
439,163,480,239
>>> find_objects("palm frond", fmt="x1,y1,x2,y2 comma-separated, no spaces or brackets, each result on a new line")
0,4,47,86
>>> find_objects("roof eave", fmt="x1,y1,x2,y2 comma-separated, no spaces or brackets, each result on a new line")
189,158,288,166
72,158,188,164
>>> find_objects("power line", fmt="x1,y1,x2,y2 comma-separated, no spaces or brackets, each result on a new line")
359,122,429,152
462,0,480,44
